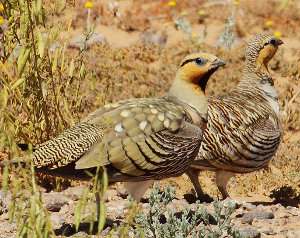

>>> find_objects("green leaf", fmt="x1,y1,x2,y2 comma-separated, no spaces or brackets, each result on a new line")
11,78,25,90
17,47,30,76
97,200,106,232
0,88,8,110
37,30,45,58
68,59,75,78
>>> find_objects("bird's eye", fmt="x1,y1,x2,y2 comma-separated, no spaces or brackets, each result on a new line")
195,57,205,65
264,38,276,46
269,38,277,45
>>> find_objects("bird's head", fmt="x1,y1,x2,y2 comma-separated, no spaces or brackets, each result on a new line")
176,52,226,93
245,33,283,74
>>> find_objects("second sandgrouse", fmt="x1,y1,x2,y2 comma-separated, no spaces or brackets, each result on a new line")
186,33,283,200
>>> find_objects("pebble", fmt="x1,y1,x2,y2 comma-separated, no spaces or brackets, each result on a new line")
63,186,86,201
239,228,261,238
104,189,118,202
70,231,89,237
241,210,275,224
115,185,128,199
50,213,66,230
261,229,277,235
241,202,257,211
43,192,69,212
0,191,11,215
106,200,129,219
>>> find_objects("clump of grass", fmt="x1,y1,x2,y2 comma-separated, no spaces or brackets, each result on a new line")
1,0,107,235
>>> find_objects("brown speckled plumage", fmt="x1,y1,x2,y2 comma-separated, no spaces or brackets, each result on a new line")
187,33,283,199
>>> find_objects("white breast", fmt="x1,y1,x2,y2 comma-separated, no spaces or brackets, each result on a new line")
260,83,280,115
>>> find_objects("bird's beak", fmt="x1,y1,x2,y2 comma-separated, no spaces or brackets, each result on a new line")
276,39,284,45
211,59,226,69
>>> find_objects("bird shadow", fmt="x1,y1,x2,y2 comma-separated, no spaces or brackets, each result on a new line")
183,186,300,208
54,218,121,236
183,192,214,204
255,186,300,207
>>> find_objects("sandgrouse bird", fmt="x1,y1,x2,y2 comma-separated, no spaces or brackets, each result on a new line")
186,33,283,200
13,53,225,202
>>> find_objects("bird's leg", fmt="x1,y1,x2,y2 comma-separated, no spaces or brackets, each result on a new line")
95,192,100,221
186,169,213,203
215,170,235,199
124,180,154,201
186,169,205,197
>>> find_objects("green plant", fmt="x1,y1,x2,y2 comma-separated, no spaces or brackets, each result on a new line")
112,184,242,238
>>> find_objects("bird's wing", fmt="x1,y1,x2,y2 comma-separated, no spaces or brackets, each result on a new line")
75,98,204,179
33,98,204,180
196,97,281,171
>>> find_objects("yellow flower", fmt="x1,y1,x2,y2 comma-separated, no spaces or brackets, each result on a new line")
0,3,4,12
167,0,176,7
84,1,93,9
0,16,4,25
197,9,206,16
233,0,240,5
273,31,282,38
265,20,273,28
180,11,188,16
191,32,198,39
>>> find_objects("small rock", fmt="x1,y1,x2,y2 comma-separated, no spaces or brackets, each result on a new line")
106,200,129,219
69,32,107,50
63,186,86,201
241,202,257,211
50,213,66,230
43,192,69,212
101,227,112,236
286,206,300,216
0,191,11,214
262,229,276,235
239,228,261,238
70,231,88,237
115,184,128,199
104,189,118,201
0,220,17,237
275,211,290,218
241,210,274,224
